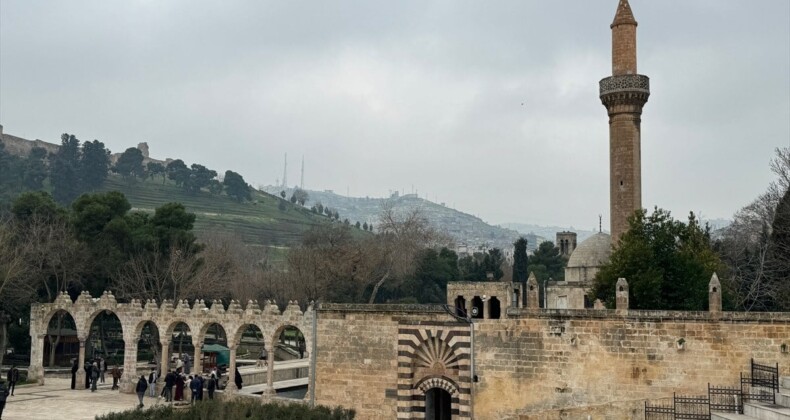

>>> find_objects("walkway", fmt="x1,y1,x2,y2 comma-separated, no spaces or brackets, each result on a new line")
3,378,168,420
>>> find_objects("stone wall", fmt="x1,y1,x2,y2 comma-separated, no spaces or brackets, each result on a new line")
473,309,790,419
314,304,472,419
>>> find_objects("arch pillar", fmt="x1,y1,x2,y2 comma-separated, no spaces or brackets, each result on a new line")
193,340,203,375
160,340,170,375
262,339,275,397
225,344,238,393
77,337,87,387
120,338,138,393
29,333,46,385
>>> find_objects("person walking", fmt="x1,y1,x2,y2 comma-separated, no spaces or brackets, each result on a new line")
90,362,99,392
234,367,243,391
195,375,204,401
99,358,106,384
135,375,147,409
111,365,122,390
84,361,91,389
0,379,8,419
207,374,216,400
148,369,158,397
6,366,19,396
163,370,176,402
189,376,199,404
70,359,78,390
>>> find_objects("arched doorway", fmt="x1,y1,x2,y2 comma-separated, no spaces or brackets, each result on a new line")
42,310,77,369
136,321,161,375
165,322,193,375
267,325,309,398
86,311,124,388
454,296,466,318
488,297,501,319
425,387,452,420
200,322,228,389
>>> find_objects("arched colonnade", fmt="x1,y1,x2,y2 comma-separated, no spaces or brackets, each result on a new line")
29,291,313,394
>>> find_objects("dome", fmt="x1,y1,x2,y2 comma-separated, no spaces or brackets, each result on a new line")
566,232,612,268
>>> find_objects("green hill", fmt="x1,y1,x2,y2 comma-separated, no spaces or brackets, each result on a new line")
99,175,329,253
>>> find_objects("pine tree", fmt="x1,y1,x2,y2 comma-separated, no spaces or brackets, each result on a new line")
512,237,529,283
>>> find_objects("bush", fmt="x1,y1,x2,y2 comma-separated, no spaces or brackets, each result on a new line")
96,398,355,420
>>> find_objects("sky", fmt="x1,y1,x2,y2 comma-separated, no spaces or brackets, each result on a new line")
1,0,788,230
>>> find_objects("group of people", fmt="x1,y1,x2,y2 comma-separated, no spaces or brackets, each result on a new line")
134,366,221,409
69,357,121,392
0,366,20,419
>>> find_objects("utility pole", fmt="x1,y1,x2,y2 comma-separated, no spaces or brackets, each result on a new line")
282,153,288,189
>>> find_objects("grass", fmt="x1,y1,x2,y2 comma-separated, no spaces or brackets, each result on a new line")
96,398,355,420
99,176,330,250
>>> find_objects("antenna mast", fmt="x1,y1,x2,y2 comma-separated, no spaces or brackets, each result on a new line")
282,153,288,189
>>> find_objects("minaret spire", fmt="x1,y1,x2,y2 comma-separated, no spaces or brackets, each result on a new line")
600,0,650,244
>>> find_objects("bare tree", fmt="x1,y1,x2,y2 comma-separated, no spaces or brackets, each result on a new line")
0,218,36,360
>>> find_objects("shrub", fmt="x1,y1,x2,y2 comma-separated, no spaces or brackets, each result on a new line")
96,398,355,420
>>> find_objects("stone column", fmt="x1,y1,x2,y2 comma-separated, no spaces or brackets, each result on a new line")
28,333,46,385
193,340,203,375
262,340,275,397
225,345,238,393
616,278,629,312
464,298,471,319
120,339,138,393
77,338,86,387
160,340,170,375
709,272,722,314
526,272,539,310
482,299,490,319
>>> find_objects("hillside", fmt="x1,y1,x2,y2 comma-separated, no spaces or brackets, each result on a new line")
99,176,331,250
265,187,543,253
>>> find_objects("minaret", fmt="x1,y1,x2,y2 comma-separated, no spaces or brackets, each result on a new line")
600,0,649,243
282,153,288,188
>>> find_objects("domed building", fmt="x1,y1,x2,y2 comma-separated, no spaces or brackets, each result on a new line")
546,232,612,309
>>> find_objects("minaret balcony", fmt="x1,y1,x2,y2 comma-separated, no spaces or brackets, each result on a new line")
599,74,650,96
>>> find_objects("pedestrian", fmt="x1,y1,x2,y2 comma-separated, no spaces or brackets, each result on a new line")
99,358,106,384
257,347,268,367
163,370,176,402
90,362,99,392
234,367,243,390
84,361,91,389
111,365,122,390
298,338,305,359
6,365,19,396
0,379,8,420
196,375,204,401
135,375,147,408
207,374,216,400
148,369,158,397
175,356,184,373
70,358,78,390
189,375,199,404
183,353,191,375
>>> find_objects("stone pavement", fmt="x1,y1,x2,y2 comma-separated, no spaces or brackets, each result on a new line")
2,378,166,420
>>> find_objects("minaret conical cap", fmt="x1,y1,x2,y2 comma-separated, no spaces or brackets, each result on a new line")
611,0,637,28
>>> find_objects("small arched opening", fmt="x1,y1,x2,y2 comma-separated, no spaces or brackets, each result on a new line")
269,325,309,399
136,321,161,376
454,296,466,317
86,310,125,388
471,296,484,319
200,323,228,379
43,310,78,369
425,387,453,420
165,322,193,375
488,297,501,319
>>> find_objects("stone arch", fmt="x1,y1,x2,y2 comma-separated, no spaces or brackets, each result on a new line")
42,309,78,368
230,323,266,348
415,375,460,396
84,308,125,342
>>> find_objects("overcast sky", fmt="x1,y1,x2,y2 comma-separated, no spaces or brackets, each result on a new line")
1,0,788,230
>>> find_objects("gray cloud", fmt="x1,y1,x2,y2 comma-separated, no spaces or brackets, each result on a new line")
2,0,788,229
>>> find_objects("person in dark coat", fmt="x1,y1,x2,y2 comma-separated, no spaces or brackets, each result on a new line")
70,359,78,390
207,374,216,400
111,365,122,390
196,375,204,401
84,362,91,389
7,365,19,396
0,379,8,419
163,370,176,402
135,375,147,408
234,367,242,390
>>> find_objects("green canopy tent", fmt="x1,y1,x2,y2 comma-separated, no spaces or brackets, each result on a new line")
201,344,230,372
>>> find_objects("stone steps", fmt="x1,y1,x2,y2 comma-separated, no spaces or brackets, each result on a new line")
742,402,790,420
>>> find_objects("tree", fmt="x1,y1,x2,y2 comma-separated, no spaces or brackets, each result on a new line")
394,248,459,303
147,162,166,184
22,147,48,191
80,140,111,190
223,170,251,202
280,191,286,199
166,159,190,187
590,208,725,310
208,179,223,195
0,218,36,360
363,222,368,231
292,188,309,206
186,164,216,193
50,133,82,204
316,202,324,215
113,147,145,180
512,237,529,283
528,241,565,283
355,221,361,229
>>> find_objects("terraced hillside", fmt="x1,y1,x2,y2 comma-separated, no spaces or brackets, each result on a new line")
100,176,329,248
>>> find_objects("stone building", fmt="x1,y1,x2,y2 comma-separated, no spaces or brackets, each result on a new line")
546,232,612,309
555,231,577,257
